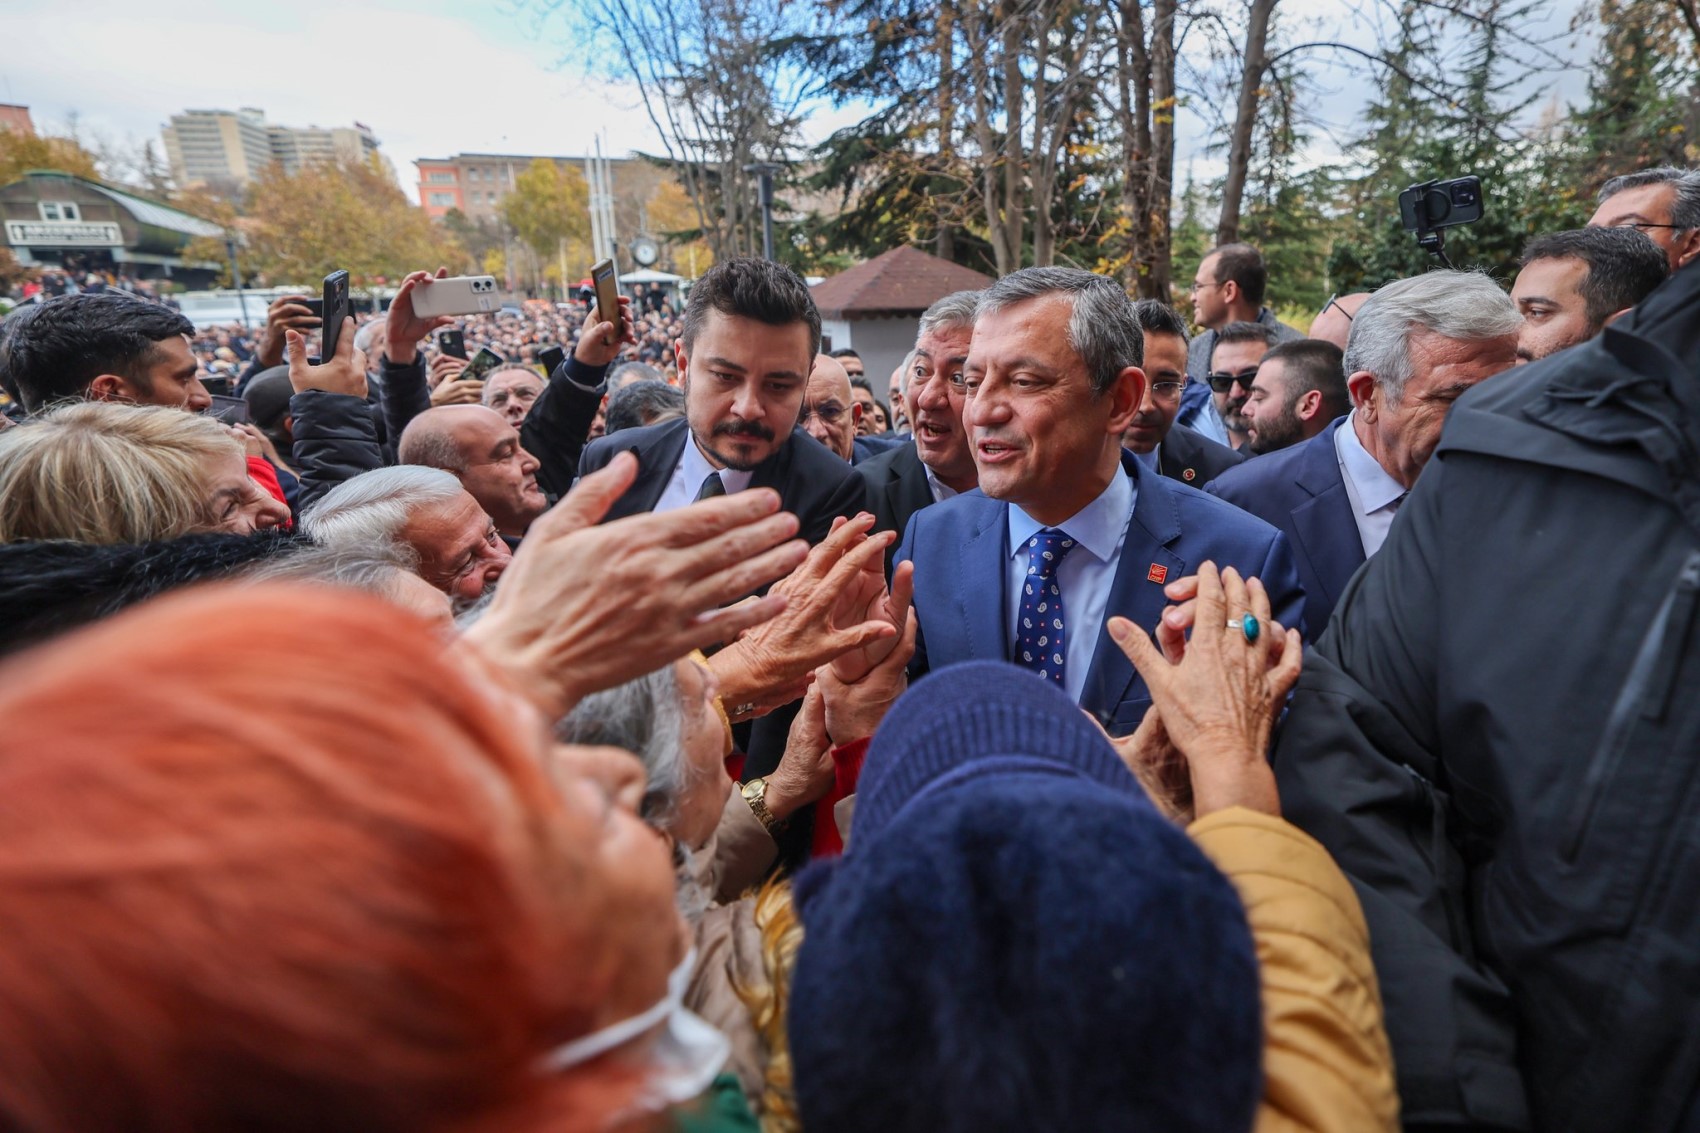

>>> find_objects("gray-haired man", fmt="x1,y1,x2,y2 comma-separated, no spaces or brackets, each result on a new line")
1588,165,1700,272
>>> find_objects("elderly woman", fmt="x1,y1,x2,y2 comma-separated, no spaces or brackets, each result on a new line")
0,401,289,543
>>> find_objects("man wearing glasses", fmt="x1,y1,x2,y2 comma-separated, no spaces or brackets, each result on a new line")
800,351,892,465
1587,166,1700,272
1122,299,1244,486
1176,243,1304,445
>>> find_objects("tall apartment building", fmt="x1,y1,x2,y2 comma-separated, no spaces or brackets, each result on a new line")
160,109,383,188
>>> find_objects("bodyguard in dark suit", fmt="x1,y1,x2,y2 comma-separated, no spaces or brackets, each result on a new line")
1204,418,1360,640
897,267,1304,735
1123,299,1245,488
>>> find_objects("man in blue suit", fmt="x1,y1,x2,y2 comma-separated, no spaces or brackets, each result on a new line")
1205,270,1522,640
895,267,1305,736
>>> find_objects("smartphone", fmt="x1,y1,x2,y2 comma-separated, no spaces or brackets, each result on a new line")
207,395,250,425
1398,175,1485,233
409,275,501,318
321,270,350,361
538,345,566,376
200,375,233,399
300,296,324,318
438,328,468,360
591,258,620,329
459,346,505,384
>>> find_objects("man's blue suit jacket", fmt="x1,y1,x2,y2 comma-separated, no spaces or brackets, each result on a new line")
896,450,1306,736
1204,417,1363,641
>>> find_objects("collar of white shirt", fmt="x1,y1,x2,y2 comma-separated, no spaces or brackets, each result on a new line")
1006,464,1134,564
1333,412,1405,515
660,431,756,512
923,462,960,504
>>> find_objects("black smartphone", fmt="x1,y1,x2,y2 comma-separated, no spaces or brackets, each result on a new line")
200,375,233,399
460,346,505,384
1399,176,1484,233
538,345,565,376
321,270,350,360
207,395,250,425
438,328,468,360
301,296,324,318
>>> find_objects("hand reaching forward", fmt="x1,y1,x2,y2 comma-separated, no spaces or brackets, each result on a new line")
1105,562,1302,820
461,451,809,719
285,319,367,398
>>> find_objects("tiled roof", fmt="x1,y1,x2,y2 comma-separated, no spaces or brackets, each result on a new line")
810,245,994,318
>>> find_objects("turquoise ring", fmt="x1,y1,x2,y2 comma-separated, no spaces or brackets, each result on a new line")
1229,614,1260,643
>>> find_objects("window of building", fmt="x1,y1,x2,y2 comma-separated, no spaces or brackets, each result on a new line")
428,192,457,208
488,191,499,205
38,202,80,222
468,168,480,182
425,171,455,184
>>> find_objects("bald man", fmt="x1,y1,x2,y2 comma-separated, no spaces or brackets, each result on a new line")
1309,292,1369,351
801,353,861,463
398,405,547,542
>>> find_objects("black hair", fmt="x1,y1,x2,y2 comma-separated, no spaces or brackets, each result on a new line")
829,347,862,360
1520,227,1670,328
0,292,196,414
1211,321,1279,363
1131,299,1191,343
681,257,821,357
1206,243,1269,307
1261,339,1349,419
849,376,874,394
604,380,685,435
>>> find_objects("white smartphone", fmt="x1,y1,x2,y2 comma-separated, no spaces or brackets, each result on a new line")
409,275,501,318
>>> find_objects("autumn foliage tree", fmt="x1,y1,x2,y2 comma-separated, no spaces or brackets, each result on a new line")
0,130,100,186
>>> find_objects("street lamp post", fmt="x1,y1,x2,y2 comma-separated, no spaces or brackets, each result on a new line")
743,162,783,261
224,231,251,328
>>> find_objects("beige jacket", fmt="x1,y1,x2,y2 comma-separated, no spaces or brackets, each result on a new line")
1190,807,1401,1133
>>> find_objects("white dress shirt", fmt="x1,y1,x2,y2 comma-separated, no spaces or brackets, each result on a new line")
654,432,756,514
1004,466,1136,704
1334,411,1406,557
923,463,961,504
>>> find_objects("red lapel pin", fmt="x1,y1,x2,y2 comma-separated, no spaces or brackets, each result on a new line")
1182,468,1197,481
1147,564,1168,584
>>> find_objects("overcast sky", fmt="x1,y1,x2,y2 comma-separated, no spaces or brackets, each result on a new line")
3,0,1594,196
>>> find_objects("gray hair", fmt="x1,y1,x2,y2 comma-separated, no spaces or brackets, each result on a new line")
975,268,1143,395
897,349,918,394
301,465,464,548
1598,167,1700,229
609,361,664,389
1343,271,1520,402
556,665,699,833
917,290,984,338
240,540,422,595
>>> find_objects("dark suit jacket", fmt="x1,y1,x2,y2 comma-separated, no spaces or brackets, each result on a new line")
1204,416,1363,640
577,417,865,547
524,356,606,501
852,434,904,465
855,442,936,571
896,450,1305,736
1157,424,1245,487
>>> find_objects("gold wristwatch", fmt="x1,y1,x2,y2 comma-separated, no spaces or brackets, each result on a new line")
740,777,782,834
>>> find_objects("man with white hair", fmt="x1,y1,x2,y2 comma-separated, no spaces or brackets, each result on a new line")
1207,270,1520,637
302,465,510,608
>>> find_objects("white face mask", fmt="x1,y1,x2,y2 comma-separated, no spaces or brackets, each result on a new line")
539,947,730,1110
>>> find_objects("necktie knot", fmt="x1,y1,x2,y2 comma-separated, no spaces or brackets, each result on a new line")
695,472,727,501
1025,529,1076,580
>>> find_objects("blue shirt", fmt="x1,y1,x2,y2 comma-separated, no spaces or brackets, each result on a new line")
1005,466,1136,704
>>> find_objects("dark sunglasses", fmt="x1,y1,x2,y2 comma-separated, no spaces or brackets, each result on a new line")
1206,368,1259,394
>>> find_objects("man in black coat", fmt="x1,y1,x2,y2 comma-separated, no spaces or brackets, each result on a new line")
1123,299,1244,488
1273,259,1700,1132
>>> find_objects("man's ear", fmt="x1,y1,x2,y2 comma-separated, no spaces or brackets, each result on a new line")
1220,279,1240,308
1295,388,1325,423
1602,306,1636,329
851,401,864,426
1676,229,1700,269
1346,370,1378,421
86,373,139,403
1107,365,1145,434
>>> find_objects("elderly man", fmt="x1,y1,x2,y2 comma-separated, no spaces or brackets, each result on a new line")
399,405,548,544
897,267,1303,734
799,353,862,463
1207,270,1520,638
1308,292,1370,351
1239,338,1349,455
1511,226,1669,362
481,366,544,429
1176,243,1304,443
857,291,983,550
302,464,510,608
1587,165,1700,271
1121,299,1243,487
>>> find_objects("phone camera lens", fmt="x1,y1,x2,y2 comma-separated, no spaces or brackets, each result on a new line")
1451,183,1477,205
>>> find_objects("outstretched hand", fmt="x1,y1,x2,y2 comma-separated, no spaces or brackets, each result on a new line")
461,451,810,718
285,319,367,398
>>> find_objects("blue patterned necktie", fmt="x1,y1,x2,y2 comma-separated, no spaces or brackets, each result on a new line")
1016,528,1076,686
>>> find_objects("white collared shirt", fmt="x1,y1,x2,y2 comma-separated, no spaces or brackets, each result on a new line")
923,463,961,505
1004,466,1136,703
1334,412,1407,557
655,432,756,514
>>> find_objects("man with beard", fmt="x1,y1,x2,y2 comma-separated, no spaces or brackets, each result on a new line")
1239,339,1349,455
1510,226,1668,363
1203,322,1276,452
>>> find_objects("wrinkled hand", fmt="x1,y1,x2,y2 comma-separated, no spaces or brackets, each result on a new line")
1151,572,1294,670
257,294,321,369
1106,562,1301,819
819,605,917,746
574,294,635,369
430,377,484,407
1098,708,1194,823
428,351,469,389
461,452,809,719
708,514,898,717
828,538,913,684
764,684,834,822
285,319,367,398
385,268,453,366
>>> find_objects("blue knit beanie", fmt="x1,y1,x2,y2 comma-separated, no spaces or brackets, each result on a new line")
789,662,1262,1133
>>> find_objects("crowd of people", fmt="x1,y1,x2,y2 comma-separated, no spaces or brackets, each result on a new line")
0,162,1697,1133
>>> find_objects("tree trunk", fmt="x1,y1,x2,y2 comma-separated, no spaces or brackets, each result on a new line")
937,1,959,261
999,4,1027,272
1148,0,1178,299
1115,0,1151,290
1216,0,1277,245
